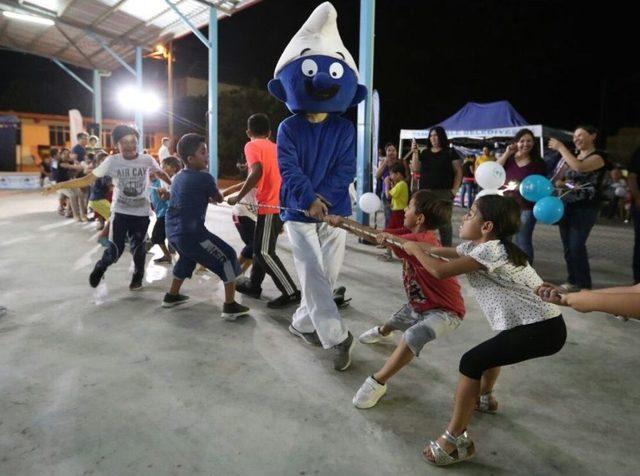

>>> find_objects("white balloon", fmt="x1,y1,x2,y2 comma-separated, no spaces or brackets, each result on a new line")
359,192,382,214
475,189,500,200
475,161,506,190
615,186,627,198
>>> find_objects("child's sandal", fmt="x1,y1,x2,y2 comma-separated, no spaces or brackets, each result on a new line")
475,391,498,414
422,430,475,466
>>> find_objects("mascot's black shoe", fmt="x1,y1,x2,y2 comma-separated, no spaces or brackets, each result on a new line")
333,286,351,308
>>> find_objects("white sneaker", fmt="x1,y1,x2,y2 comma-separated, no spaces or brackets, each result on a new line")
353,376,387,409
358,326,394,344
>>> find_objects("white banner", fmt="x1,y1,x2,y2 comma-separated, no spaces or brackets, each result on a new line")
371,89,380,193
68,109,84,147
400,125,544,140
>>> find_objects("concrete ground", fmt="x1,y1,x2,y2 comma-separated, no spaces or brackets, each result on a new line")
0,191,638,476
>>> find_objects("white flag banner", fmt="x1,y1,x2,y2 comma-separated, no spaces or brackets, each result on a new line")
69,109,84,147
372,89,380,194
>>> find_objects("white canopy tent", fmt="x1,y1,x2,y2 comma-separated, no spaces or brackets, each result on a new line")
400,124,573,159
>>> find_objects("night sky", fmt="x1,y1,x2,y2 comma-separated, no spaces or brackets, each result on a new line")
0,0,638,145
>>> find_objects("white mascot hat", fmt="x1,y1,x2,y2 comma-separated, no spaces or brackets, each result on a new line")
274,2,358,77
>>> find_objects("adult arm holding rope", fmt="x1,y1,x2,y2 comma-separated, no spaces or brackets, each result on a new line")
536,283,640,320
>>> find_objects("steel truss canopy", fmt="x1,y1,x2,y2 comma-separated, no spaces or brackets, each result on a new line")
0,0,260,71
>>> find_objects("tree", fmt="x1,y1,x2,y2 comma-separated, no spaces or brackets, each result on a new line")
173,82,288,178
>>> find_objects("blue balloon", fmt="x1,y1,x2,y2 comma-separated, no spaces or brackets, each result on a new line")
519,174,554,202
533,196,565,224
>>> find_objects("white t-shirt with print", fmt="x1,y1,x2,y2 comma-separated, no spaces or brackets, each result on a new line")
456,240,560,331
93,153,162,217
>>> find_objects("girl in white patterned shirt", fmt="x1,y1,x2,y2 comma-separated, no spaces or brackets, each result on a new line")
402,194,566,466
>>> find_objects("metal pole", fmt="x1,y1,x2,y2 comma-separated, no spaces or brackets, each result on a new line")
163,0,210,48
208,7,218,180
89,33,137,76
135,46,144,152
356,0,375,225
93,69,102,136
167,41,174,141
51,58,93,93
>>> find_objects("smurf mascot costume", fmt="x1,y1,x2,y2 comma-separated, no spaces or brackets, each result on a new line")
268,2,366,371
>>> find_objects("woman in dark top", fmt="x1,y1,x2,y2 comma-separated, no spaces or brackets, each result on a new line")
549,125,609,292
410,126,462,246
460,155,476,208
497,128,547,263
376,143,401,227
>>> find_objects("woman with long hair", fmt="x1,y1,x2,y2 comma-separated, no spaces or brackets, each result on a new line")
410,126,463,246
549,125,610,292
497,128,546,262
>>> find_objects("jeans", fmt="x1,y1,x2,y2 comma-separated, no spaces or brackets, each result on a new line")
170,231,240,283
515,209,537,263
558,205,599,289
460,182,476,208
97,213,150,275
427,189,453,246
382,196,392,227
633,205,640,283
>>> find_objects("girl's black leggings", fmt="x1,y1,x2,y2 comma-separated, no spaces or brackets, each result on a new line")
460,316,567,380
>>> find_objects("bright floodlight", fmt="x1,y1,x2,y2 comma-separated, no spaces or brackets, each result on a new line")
117,87,161,113
2,10,55,26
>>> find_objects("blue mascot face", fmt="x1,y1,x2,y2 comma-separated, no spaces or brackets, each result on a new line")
268,55,367,114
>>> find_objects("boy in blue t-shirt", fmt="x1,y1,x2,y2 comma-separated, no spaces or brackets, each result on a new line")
150,156,182,264
162,133,250,321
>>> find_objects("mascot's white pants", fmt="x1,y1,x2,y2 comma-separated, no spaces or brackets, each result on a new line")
285,221,349,348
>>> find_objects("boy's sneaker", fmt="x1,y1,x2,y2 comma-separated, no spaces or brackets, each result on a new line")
288,324,322,346
332,332,354,371
162,293,189,308
358,326,394,345
129,271,144,291
221,301,250,321
154,256,172,264
267,291,301,309
89,264,106,288
235,278,261,299
353,376,387,409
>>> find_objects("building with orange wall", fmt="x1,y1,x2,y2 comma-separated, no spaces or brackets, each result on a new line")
0,110,167,172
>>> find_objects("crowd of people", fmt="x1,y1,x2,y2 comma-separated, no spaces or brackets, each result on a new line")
31,0,638,466
375,125,638,292
42,115,639,468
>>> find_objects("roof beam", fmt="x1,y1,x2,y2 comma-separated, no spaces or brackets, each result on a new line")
0,0,151,49
190,0,233,16
82,0,188,62
163,0,209,48
51,57,93,93
88,32,136,76
55,24,98,69
0,16,8,38
58,0,80,18
51,0,131,58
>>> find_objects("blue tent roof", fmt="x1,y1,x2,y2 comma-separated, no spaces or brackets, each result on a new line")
437,101,528,130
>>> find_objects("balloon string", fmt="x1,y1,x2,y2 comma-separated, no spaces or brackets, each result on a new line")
558,182,592,198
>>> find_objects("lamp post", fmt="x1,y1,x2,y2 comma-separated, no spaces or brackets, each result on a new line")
147,43,174,143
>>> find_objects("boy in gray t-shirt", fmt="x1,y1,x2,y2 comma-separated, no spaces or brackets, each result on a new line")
46,125,171,290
